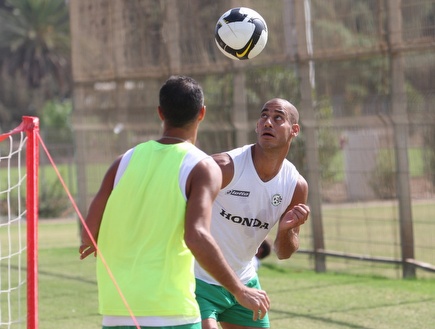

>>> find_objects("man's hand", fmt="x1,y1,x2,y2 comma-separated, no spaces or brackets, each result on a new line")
79,243,96,260
274,203,310,259
279,203,310,232
234,286,270,321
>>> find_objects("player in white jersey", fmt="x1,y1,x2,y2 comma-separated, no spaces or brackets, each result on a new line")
195,98,310,329
79,76,270,329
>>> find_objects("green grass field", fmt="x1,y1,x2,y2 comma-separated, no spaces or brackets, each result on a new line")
20,220,428,328
1,199,434,328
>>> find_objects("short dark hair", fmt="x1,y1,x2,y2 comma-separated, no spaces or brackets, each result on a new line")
159,76,204,127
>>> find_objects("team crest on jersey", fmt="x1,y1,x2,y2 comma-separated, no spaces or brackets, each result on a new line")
271,194,282,206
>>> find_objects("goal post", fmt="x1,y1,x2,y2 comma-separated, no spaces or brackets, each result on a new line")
0,116,39,329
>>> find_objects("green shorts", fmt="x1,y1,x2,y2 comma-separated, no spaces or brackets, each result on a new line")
102,323,200,329
195,275,270,328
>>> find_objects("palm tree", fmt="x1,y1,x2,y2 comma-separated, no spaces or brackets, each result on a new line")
0,0,71,130
0,0,71,93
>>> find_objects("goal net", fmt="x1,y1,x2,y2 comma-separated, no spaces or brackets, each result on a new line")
0,117,39,329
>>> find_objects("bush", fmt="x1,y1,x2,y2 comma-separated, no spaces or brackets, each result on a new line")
369,150,396,199
38,176,70,219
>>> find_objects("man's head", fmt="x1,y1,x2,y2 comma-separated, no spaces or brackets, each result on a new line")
159,76,205,128
255,98,300,148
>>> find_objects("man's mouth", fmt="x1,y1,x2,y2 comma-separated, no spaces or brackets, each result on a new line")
262,130,274,137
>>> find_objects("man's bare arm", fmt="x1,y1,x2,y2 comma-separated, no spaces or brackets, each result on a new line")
274,175,310,259
79,157,121,259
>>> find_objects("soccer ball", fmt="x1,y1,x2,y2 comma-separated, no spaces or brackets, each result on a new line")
215,7,268,60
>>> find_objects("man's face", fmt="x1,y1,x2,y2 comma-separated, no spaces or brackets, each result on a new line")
256,99,298,149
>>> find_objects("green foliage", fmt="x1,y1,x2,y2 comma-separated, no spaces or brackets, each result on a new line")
0,166,70,219
0,0,71,89
38,173,69,218
423,127,435,186
202,74,234,123
313,0,378,47
0,189,22,221
369,150,396,199
40,99,73,143
245,66,300,105
0,0,72,130
316,103,341,183
406,82,435,186
288,98,340,184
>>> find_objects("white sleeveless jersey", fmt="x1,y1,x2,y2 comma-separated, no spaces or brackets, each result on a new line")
114,144,208,199
194,144,300,285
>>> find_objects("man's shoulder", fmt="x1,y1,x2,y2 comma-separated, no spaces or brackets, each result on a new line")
185,144,208,158
211,152,231,167
215,144,253,162
227,144,253,156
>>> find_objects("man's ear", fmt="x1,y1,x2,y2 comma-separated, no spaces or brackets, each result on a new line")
157,106,164,121
198,106,206,122
292,123,300,137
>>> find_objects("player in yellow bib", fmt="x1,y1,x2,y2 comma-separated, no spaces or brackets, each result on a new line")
79,76,270,329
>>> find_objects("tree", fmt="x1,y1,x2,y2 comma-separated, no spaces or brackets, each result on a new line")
0,0,71,129
0,0,71,89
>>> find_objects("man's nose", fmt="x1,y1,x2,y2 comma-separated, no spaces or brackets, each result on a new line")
264,117,272,127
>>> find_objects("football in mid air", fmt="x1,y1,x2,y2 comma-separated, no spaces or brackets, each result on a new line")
215,7,268,60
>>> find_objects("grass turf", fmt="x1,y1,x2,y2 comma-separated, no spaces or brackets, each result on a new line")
31,219,435,329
